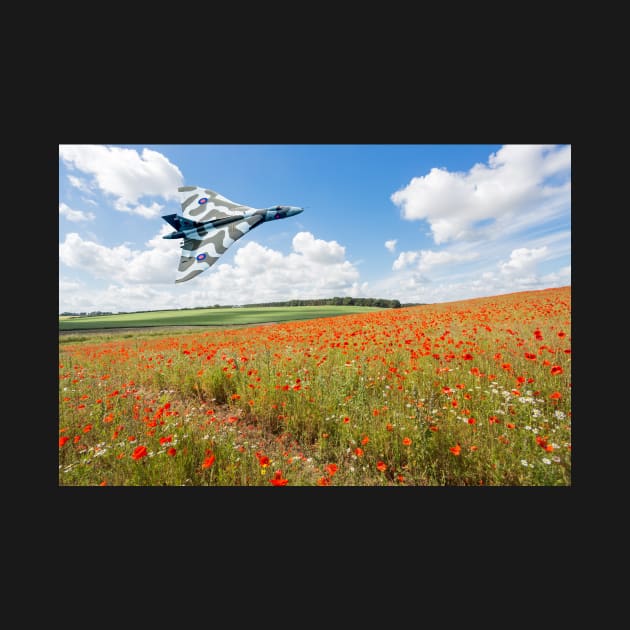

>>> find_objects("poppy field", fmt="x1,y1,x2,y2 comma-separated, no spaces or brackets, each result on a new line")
58,286,571,486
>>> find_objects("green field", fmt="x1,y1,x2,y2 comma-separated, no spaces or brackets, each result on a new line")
58,305,384,331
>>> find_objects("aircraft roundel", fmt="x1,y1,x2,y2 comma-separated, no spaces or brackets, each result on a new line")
198,197,208,205
196,253,207,261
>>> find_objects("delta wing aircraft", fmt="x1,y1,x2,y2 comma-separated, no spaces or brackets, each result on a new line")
163,186,303,283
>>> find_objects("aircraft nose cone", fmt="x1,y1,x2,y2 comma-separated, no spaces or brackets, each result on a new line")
290,206,304,216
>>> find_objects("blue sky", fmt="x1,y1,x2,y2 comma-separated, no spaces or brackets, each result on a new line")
59,144,571,313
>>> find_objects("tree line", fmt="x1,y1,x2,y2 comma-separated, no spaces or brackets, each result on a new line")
60,297,429,317
242,297,402,308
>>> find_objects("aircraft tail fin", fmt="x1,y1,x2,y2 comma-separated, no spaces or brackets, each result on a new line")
162,214,198,231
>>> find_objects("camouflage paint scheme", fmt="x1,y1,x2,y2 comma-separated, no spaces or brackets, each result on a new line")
163,186,304,283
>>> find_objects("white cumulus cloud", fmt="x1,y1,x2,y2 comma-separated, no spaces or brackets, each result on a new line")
385,239,397,253
291,231,345,263
59,230,364,312
59,145,184,218
499,246,549,276
393,249,479,272
390,144,571,244
59,202,95,223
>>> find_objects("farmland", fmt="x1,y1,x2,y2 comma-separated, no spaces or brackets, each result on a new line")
59,305,383,332
58,287,571,486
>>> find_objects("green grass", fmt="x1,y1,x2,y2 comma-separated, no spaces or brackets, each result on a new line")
58,305,383,331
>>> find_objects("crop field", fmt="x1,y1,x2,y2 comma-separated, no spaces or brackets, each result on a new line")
58,287,571,486
58,305,383,332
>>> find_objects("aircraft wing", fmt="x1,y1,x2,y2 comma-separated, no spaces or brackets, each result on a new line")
174,213,265,283
178,186,255,223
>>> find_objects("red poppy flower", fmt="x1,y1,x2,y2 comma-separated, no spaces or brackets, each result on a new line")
354,447,364,457
402,437,412,446
59,436,70,447
132,445,148,460
449,444,461,456
270,470,288,486
550,366,563,376
376,461,387,472
549,391,562,400
202,455,216,469
159,435,173,445
166,447,177,457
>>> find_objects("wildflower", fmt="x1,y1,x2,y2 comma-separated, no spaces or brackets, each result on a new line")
521,459,529,467
542,458,551,465
449,444,461,456
59,436,70,447
376,461,387,472
167,447,177,457
99,480,107,486
132,445,148,460
402,437,412,446
202,455,216,469
256,453,270,467
549,391,562,400
317,477,330,486
550,366,563,376
270,470,288,486
159,435,173,445
326,463,339,477
354,447,364,457
506,423,516,429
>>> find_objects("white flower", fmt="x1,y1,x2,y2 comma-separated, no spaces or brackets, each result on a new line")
521,459,529,467
552,456,561,463
542,458,551,465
